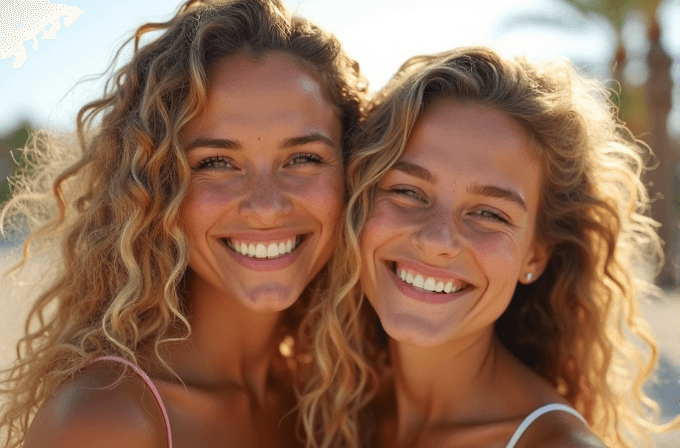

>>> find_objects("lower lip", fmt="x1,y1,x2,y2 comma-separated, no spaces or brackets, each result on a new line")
225,239,306,272
389,266,468,305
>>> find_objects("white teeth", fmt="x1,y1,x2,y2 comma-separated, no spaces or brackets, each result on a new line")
395,266,463,294
267,243,279,257
255,243,266,258
227,237,301,259
423,277,436,292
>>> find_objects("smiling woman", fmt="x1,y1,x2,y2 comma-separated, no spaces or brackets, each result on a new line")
0,1,367,447
179,53,344,314
302,47,680,447
360,101,547,348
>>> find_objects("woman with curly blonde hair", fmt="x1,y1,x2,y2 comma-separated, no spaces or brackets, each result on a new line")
0,0,368,446
299,47,679,447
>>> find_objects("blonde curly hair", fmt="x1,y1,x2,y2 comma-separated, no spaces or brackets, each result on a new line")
300,46,680,448
0,1,367,446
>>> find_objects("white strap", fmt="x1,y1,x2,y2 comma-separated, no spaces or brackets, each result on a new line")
505,403,587,448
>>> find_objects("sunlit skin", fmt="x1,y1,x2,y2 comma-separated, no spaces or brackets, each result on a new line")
361,100,602,447
23,52,344,448
180,53,344,314
161,52,343,445
361,99,546,348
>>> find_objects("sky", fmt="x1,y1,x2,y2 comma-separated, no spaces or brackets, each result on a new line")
0,0,678,136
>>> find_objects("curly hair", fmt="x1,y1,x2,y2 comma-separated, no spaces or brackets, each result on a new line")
0,1,367,446
301,46,680,447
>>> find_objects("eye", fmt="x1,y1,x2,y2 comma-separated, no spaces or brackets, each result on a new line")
195,155,235,170
287,153,323,166
472,209,509,224
393,187,425,202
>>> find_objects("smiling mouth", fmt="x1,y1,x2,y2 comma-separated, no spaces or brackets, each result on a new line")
223,236,304,259
390,261,471,294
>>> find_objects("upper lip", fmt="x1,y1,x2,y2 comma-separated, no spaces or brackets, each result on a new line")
389,259,474,287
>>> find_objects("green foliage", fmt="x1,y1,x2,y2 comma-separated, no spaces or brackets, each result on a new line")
565,0,660,28
0,122,35,205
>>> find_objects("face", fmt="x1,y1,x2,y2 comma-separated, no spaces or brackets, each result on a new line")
360,100,549,347
179,52,344,313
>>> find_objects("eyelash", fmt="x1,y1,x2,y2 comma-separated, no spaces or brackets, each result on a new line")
393,187,425,202
288,153,323,165
194,153,323,170
473,209,509,223
195,155,234,170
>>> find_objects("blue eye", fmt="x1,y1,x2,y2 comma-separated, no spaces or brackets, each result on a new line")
288,153,323,166
195,156,235,170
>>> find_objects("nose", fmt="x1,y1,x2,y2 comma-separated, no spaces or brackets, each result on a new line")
238,169,293,224
411,210,462,259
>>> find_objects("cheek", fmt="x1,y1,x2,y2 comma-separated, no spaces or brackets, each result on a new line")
183,178,241,209
295,170,345,226
360,203,395,255
467,232,523,291
469,233,516,264
363,200,411,239
179,179,240,231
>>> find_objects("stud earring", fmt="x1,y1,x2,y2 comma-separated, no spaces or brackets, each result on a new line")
526,273,533,282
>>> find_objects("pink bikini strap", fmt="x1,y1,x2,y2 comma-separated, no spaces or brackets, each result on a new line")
86,355,173,448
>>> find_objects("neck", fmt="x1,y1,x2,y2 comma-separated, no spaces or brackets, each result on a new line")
390,328,501,440
161,273,283,403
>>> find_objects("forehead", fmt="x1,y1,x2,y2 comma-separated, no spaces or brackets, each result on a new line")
405,99,537,166
205,52,336,114
209,52,312,91
401,99,543,205
182,52,341,142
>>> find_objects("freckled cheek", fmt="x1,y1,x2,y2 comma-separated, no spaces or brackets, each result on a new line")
292,174,345,226
184,181,241,211
467,233,520,278
179,181,241,233
372,202,419,237
360,203,406,260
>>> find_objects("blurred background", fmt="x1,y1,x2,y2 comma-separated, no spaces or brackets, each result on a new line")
1,0,679,445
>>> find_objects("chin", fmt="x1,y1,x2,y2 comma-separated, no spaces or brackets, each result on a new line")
243,283,297,313
381,313,454,348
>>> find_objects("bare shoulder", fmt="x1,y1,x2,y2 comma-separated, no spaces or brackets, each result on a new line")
23,365,167,448
516,410,609,448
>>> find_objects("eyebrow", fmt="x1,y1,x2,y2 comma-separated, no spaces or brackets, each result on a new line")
184,132,336,152
281,132,336,149
467,182,527,211
184,137,242,152
391,161,439,185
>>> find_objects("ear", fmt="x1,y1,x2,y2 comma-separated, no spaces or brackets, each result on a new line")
519,239,551,285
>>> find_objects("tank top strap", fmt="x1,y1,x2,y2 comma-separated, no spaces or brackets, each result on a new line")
505,403,587,448
86,355,173,448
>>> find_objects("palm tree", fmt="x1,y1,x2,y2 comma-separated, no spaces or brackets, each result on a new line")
567,0,679,285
